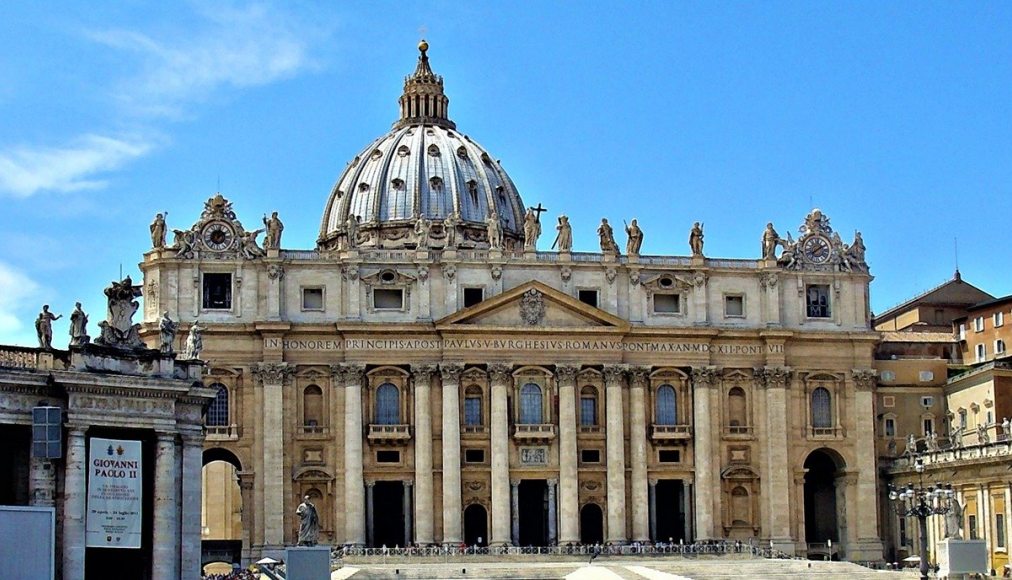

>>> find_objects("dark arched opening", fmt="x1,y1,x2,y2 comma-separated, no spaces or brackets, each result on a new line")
580,503,604,544
804,448,844,556
464,504,488,547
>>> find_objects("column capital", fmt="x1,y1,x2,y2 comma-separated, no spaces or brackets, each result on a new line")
603,364,629,384
155,430,177,444
334,363,366,385
66,424,88,438
753,366,792,390
629,366,650,387
489,363,513,384
253,362,294,385
510,479,521,488
690,365,719,387
404,480,414,488
179,430,204,447
851,369,877,392
548,479,559,487
412,364,436,383
365,480,376,488
648,478,659,487
555,364,579,385
237,471,256,490
440,363,464,383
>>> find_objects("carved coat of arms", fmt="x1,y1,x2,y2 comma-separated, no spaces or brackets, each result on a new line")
519,289,546,325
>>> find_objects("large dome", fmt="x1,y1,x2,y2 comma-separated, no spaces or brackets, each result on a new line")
318,42,525,251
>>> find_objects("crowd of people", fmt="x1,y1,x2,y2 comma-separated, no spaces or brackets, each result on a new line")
201,569,259,580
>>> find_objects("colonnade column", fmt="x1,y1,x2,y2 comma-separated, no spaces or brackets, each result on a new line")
547,479,558,545
180,432,204,579
629,367,650,542
555,365,580,545
404,481,414,546
237,471,257,563
852,370,884,560
756,366,792,550
343,364,367,546
648,480,658,542
412,365,435,545
29,457,55,507
489,363,513,546
254,362,292,547
510,480,521,546
62,426,87,580
152,432,180,580
440,364,464,545
691,366,717,540
365,481,375,547
604,364,628,544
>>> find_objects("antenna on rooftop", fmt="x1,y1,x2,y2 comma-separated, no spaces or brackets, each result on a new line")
119,263,123,280
953,237,960,280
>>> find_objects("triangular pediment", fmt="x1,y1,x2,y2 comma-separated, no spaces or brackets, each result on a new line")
436,281,629,331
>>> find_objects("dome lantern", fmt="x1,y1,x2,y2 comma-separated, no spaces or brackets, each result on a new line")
395,39,455,130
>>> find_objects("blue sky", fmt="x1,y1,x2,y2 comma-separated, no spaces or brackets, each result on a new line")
2,2,1010,346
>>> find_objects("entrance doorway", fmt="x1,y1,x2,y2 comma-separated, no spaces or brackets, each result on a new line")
464,504,488,546
804,449,842,550
580,503,604,544
654,479,686,543
518,480,548,546
201,448,244,568
372,481,405,548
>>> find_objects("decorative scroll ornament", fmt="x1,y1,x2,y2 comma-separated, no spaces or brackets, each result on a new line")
519,289,546,325
776,209,869,273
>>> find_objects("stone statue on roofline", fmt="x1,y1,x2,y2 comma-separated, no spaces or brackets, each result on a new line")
553,215,572,252
95,277,145,350
598,218,618,254
689,222,704,257
182,321,204,360
486,211,503,250
35,305,62,350
159,312,177,355
625,219,643,256
523,207,541,251
761,222,781,260
69,302,90,346
443,211,459,248
262,211,284,250
414,216,431,249
150,213,167,249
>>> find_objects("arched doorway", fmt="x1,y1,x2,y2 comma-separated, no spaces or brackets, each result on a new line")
202,449,243,568
464,504,488,546
803,448,844,559
580,503,604,544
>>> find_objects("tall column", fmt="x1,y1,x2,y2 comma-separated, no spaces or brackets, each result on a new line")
365,482,375,547
29,457,56,507
649,480,658,542
555,365,580,544
851,369,884,560
254,362,292,547
547,479,558,545
756,366,793,551
629,367,650,542
343,364,367,545
604,364,628,544
691,367,717,540
63,426,87,580
412,365,435,545
440,364,464,545
152,432,180,580
404,481,414,547
510,480,520,546
180,432,204,579
237,472,257,564
489,363,513,546
684,481,694,541
794,470,807,548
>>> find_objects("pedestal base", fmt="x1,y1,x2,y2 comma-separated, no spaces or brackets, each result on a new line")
937,539,988,578
286,545,330,580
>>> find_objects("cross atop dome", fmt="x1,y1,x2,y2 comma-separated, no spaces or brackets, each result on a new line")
395,40,456,130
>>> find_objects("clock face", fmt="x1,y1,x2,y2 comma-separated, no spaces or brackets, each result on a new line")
202,221,235,251
803,235,832,263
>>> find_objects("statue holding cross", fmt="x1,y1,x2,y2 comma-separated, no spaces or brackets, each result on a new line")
523,203,547,252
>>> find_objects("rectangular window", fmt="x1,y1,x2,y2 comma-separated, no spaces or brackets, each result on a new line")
919,371,934,382
580,449,600,463
996,312,1005,328
959,323,967,340
463,287,484,308
376,450,400,463
997,340,1007,355
921,396,934,408
998,513,1006,548
658,449,681,463
724,295,745,317
885,418,896,437
923,419,933,435
806,285,831,318
578,289,599,308
977,343,987,362
580,397,597,426
464,397,482,426
301,287,324,311
653,293,680,314
880,372,896,383
373,288,404,310
960,410,968,430
969,514,978,540
975,317,985,332
464,449,485,463
202,273,232,309
882,395,896,407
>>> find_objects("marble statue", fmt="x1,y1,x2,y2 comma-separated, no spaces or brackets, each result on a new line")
35,305,62,350
625,219,643,255
239,229,265,260
977,423,990,445
886,437,897,456
523,207,541,251
96,276,145,350
346,215,360,249
846,231,866,263
296,495,320,546
926,431,939,452
950,425,963,450
598,218,618,254
1003,417,1010,440
553,215,572,252
69,302,90,346
689,222,704,257
761,223,780,260
182,321,204,360
443,211,459,248
486,212,503,250
159,312,177,355
150,213,167,249
906,433,917,455
262,211,284,250
944,500,964,539
414,217,431,249
173,229,196,259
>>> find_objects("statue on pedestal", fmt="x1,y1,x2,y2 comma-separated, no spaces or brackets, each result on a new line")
96,277,145,350
35,305,62,350
443,211,459,248
159,312,177,355
553,215,572,252
69,302,90,346
415,217,431,249
345,215,360,249
486,212,503,250
262,211,284,250
598,218,618,254
523,207,541,251
296,495,320,546
182,321,204,360
761,223,780,260
689,222,705,257
944,500,964,539
625,219,643,255
150,213,167,249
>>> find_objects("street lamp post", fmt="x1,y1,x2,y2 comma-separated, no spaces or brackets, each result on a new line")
888,456,955,580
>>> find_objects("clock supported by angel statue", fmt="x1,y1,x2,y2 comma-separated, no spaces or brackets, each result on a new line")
156,193,276,260
767,209,869,273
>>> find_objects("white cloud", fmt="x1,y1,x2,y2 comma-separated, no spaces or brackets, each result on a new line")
0,134,153,198
0,261,43,343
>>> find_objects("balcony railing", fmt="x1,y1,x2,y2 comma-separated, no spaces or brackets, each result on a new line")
513,424,556,442
368,424,412,444
206,424,240,440
809,426,845,439
579,425,603,434
724,425,753,437
650,424,692,441
462,425,487,434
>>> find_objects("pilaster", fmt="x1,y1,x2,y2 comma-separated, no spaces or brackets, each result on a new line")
253,362,293,547
629,366,650,542
489,363,513,546
691,366,717,540
412,364,435,544
555,364,580,544
341,363,366,545
440,363,464,545
756,365,792,547
152,432,180,580
604,364,628,543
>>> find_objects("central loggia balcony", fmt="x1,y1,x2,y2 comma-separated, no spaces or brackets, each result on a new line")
368,424,412,444
650,424,692,441
513,423,556,443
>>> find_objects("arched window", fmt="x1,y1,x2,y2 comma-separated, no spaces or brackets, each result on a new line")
207,383,229,426
811,387,832,429
656,384,677,425
303,385,323,429
728,387,747,427
520,383,543,424
376,383,400,425
580,386,598,427
464,385,483,426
